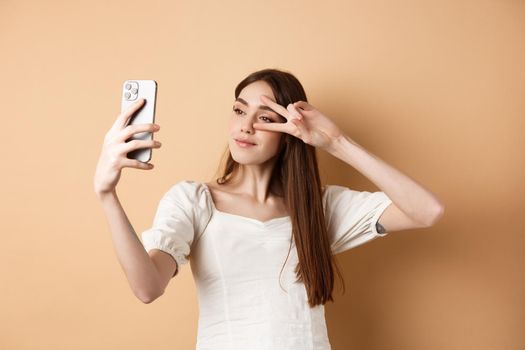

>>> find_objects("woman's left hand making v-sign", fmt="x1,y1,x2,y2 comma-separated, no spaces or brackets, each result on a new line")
253,95,345,152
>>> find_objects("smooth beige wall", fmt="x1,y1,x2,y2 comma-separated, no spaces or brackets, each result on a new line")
1,0,523,349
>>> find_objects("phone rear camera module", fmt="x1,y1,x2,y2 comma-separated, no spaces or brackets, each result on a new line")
123,81,140,101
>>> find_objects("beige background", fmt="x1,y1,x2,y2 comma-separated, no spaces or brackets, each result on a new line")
1,0,524,349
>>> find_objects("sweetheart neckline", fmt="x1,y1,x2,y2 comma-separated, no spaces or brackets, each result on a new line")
200,183,291,226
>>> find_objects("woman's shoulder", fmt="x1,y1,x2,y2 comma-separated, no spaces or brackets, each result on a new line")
163,179,210,203
321,184,361,206
165,180,213,222
321,184,337,197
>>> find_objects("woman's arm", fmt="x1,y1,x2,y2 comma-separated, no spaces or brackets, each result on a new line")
327,134,445,231
252,96,444,231
97,190,164,303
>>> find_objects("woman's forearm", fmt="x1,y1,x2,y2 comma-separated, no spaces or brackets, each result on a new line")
327,134,444,226
97,191,163,303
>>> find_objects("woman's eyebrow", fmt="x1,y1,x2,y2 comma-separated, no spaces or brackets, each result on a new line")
235,97,275,113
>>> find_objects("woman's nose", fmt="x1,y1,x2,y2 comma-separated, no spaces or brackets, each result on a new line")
240,117,256,133
241,126,254,134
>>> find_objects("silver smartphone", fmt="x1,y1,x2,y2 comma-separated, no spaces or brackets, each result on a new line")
120,79,158,163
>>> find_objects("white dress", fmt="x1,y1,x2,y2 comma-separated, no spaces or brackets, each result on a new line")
141,180,393,350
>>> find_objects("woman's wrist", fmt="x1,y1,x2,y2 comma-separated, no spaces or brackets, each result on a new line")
96,188,117,202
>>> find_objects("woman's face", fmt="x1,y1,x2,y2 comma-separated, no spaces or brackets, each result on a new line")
228,81,286,165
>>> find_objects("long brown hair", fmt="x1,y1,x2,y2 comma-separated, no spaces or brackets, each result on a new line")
213,68,345,307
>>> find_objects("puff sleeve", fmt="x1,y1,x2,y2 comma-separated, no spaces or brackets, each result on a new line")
140,180,212,276
323,184,393,255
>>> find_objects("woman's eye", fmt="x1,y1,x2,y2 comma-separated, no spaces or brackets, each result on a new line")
233,107,273,122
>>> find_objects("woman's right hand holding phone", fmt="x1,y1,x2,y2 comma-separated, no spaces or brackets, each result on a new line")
93,99,162,198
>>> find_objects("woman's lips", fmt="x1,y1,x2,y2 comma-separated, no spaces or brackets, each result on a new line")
235,139,256,147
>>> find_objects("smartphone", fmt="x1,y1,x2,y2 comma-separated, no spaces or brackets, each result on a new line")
120,79,158,163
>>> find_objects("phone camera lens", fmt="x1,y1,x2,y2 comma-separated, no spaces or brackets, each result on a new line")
125,83,132,90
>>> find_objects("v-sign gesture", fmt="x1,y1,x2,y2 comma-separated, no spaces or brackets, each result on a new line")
253,95,345,152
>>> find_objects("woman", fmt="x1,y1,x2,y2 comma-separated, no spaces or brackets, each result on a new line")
93,68,445,349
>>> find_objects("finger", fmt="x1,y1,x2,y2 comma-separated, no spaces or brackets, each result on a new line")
259,95,290,121
291,117,310,142
287,103,303,121
295,108,307,119
118,122,160,142
293,103,315,119
121,139,161,154
121,158,155,170
252,122,290,133
115,99,146,129
293,100,314,111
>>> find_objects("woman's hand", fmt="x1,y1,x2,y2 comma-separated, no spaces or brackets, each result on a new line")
253,95,345,151
93,99,162,198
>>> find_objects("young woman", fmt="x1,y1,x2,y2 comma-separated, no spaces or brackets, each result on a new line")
94,68,444,349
